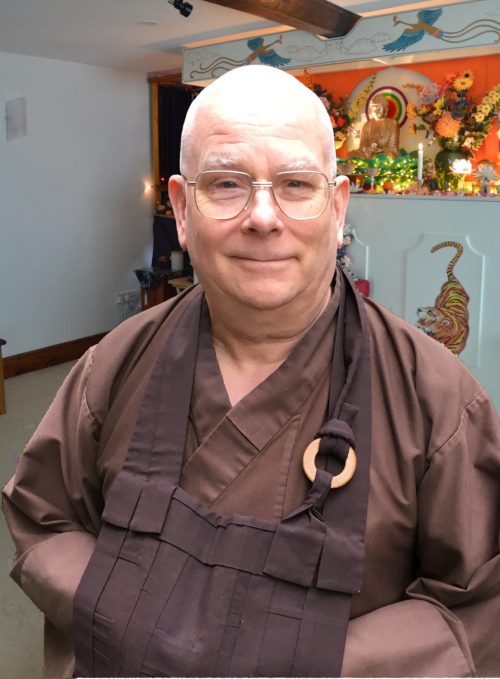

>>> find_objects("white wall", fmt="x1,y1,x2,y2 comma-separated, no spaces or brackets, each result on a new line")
0,52,152,357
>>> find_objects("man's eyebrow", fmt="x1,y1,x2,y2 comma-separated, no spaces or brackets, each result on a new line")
275,159,321,172
203,155,242,169
201,156,321,172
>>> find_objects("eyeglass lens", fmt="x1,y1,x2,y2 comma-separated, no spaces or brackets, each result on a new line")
193,171,330,220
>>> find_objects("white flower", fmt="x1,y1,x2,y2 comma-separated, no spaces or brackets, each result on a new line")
451,159,472,175
473,165,498,181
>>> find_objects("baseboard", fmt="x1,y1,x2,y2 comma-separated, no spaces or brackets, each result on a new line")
4,333,108,379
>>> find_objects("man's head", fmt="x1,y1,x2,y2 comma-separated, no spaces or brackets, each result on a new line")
179,67,337,178
168,65,349,316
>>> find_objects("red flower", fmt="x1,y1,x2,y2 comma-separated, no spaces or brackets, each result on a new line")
336,116,346,127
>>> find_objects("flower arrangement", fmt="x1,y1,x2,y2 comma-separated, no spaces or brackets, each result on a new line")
405,70,500,154
337,222,356,276
347,74,377,121
310,82,352,147
304,72,376,148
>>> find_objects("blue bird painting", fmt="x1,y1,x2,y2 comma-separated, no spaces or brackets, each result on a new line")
246,37,291,67
189,34,291,80
383,8,500,53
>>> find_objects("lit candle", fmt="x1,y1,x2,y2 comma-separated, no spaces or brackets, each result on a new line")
417,143,424,183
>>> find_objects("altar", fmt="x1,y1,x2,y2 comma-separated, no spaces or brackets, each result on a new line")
346,194,500,411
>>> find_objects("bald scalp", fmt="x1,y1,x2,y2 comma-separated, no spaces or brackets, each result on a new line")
179,65,336,177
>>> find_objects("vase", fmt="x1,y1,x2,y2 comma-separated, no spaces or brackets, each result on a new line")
434,149,468,191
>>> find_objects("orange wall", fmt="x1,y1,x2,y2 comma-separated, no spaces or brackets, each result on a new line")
298,55,500,162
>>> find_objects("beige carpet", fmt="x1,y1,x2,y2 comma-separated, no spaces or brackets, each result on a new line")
0,361,75,679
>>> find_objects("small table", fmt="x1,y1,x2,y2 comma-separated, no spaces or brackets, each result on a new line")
134,268,186,310
168,277,194,295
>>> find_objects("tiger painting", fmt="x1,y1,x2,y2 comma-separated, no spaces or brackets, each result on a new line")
415,241,470,355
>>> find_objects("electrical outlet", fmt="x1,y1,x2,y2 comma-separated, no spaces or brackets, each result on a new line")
115,290,139,305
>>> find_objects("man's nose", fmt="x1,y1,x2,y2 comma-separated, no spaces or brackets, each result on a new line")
242,185,282,232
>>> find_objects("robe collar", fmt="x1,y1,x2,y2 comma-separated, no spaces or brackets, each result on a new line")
190,279,341,452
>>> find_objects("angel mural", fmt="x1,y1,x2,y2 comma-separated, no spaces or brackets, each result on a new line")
189,35,291,80
383,8,500,53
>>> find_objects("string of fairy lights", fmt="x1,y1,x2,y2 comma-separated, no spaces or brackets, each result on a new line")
338,152,422,192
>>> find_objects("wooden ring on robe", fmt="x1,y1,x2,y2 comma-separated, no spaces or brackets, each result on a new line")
302,439,357,489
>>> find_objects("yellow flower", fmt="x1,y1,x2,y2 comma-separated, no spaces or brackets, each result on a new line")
452,71,474,91
435,112,461,138
347,75,376,120
482,86,500,108
407,103,417,119
434,97,446,113
477,103,491,116
473,112,485,123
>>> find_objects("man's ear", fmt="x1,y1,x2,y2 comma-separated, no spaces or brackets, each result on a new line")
168,175,188,250
333,174,350,248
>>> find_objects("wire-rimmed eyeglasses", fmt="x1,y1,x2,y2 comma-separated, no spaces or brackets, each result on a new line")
184,170,336,221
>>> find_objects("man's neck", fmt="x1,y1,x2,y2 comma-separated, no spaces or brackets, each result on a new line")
207,288,332,405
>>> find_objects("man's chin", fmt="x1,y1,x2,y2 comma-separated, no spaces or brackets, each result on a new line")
229,284,300,312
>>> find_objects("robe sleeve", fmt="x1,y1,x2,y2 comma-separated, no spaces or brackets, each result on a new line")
341,389,500,677
357,121,372,157
386,119,400,158
2,348,103,633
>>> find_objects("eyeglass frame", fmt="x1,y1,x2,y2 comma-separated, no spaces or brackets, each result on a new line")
184,170,337,221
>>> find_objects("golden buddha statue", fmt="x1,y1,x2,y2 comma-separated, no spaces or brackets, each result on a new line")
349,94,400,159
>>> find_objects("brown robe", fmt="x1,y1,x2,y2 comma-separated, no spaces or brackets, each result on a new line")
3,283,500,677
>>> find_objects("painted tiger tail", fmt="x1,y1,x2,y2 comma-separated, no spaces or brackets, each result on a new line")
431,241,463,284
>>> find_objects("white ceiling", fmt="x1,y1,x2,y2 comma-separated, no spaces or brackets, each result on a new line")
0,0,465,74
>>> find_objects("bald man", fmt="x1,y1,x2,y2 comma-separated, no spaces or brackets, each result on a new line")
3,66,500,678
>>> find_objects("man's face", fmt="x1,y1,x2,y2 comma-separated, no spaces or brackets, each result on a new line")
170,96,348,314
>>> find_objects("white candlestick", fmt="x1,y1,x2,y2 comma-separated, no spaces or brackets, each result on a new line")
417,142,424,182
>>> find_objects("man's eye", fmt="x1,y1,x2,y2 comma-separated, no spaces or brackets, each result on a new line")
205,177,247,200
280,179,314,193
214,180,239,190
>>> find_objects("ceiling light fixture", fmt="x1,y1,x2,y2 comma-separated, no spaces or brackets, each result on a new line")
168,0,193,18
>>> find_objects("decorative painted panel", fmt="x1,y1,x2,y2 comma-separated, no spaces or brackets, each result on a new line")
183,0,500,83
344,195,499,411
404,233,484,367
